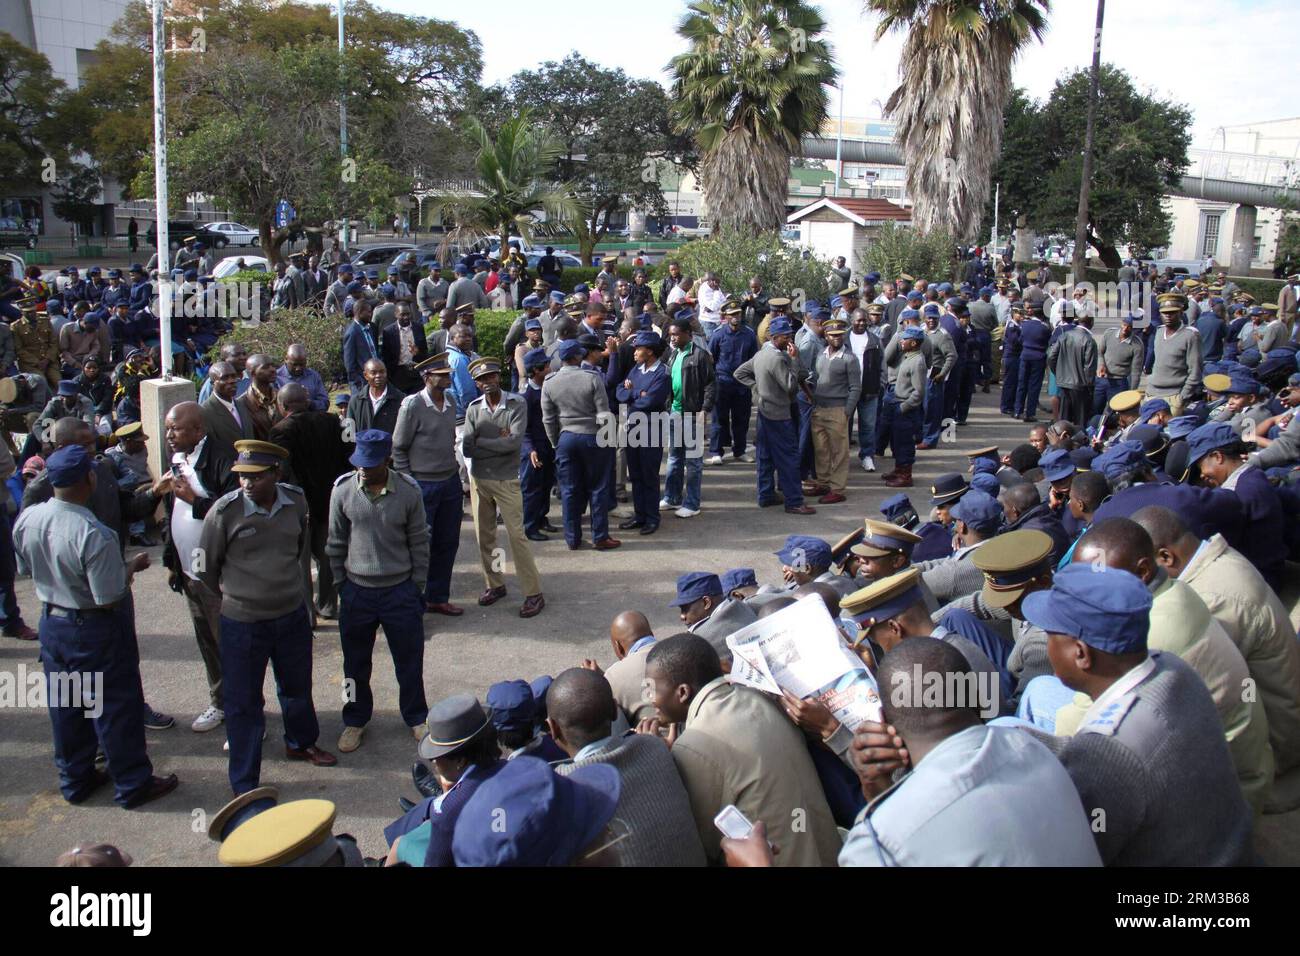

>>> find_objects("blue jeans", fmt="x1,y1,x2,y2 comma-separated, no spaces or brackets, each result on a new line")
756,413,803,507
853,393,879,460
417,476,463,604
221,603,319,794
922,376,946,445
1094,375,1128,413
40,602,153,805
555,431,611,544
663,411,703,511
519,445,555,534
339,579,427,729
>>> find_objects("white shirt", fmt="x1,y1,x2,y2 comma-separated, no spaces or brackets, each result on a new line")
666,286,689,309
169,438,212,580
699,284,728,322
369,386,389,413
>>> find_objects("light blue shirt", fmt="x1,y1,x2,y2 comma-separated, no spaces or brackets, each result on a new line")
446,346,479,422
574,735,617,762
13,499,128,609
838,724,1102,867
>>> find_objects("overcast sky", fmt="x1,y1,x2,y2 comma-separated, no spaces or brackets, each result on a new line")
373,0,1297,146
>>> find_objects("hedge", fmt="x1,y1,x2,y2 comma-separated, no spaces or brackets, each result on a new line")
216,307,346,384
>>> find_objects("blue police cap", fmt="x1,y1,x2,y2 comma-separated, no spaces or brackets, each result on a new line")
451,756,620,867
864,272,881,283
524,317,542,332
129,263,145,273
348,429,392,469
959,283,974,294
379,282,396,297
720,568,758,594
1093,440,1147,480
949,489,1003,534
574,283,590,294
900,326,925,341
45,445,93,488
767,317,794,337
57,380,80,397
453,263,469,275
46,300,64,313
486,679,536,734
775,535,832,571
937,282,953,294
970,472,1001,496
929,472,969,507
1068,446,1097,471
1120,313,1136,325
1164,415,1200,441
946,296,968,313
1127,423,1168,460
673,308,695,323
343,300,355,317
87,266,101,275
899,308,920,323
521,294,542,309
338,262,354,274
1185,422,1239,466
557,339,586,361
346,280,364,295
906,290,924,302
880,493,919,528
1039,448,1076,482
529,675,553,717
523,347,550,370
1138,398,1170,422
83,313,102,328
548,290,565,303
1225,373,1259,395
426,261,441,270
107,269,122,279
1288,372,1300,388
971,457,998,476
671,571,723,607
386,265,399,275
829,296,843,309
921,303,941,318
980,285,995,296
1021,564,1152,654
631,331,660,349
1247,306,1263,316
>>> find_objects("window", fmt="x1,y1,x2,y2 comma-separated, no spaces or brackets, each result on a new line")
1253,234,1263,260
1201,213,1221,258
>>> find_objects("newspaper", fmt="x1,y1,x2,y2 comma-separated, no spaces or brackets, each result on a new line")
726,597,883,729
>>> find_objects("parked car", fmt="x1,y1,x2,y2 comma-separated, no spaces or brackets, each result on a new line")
524,250,582,271
347,242,414,267
204,221,260,249
0,251,27,279
213,255,269,279
0,217,39,250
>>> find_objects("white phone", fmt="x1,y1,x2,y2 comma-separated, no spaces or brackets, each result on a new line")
713,804,754,840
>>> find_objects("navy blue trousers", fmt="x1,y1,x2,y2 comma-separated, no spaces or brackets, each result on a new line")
875,385,897,457
626,444,663,528
339,579,427,729
519,446,555,534
1016,357,1046,419
555,431,611,545
40,603,153,805
957,361,979,423
943,364,964,422
417,476,462,604
0,506,26,633
1094,375,1128,414
891,401,920,468
756,413,803,507
1000,352,1021,414
797,395,816,480
710,380,752,457
922,376,946,445
221,603,319,795
972,329,993,385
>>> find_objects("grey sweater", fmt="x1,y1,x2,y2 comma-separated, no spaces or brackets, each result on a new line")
925,326,957,379
391,390,459,482
555,733,707,867
732,343,808,420
1251,410,1300,468
1047,323,1099,389
894,350,927,413
1149,324,1202,400
1099,328,1145,385
325,470,430,589
462,391,526,481
1049,652,1255,866
812,346,861,411
197,486,311,622
540,365,609,447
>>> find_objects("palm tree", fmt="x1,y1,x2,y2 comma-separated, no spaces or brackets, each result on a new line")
866,0,1050,240
670,0,836,235
436,111,582,262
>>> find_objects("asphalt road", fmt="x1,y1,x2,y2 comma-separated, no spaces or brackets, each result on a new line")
2,355,1298,866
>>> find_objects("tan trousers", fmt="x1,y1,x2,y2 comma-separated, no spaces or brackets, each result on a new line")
470,476,542,596
811,405,850,493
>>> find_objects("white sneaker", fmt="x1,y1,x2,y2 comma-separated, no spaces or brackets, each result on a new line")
658,497,673,509
675,506,700,518
861,456,876,473
736,453,755,463
191,705,224,733
704,455,724,466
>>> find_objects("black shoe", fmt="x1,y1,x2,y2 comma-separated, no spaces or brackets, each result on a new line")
541,522,560,533
1023,416,1037,423
398,796,416,813
143,706,175,730
412,761,440,799
618,519,645,530
758,498,782,508
525,530,549,542
123,773,180,809
66,769,112,805
639,524,658,535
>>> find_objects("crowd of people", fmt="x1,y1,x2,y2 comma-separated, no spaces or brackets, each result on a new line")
7,244,1300,868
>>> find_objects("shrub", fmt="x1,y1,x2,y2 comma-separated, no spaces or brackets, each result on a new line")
672,230,836,306
440,309,521,365
538,265,667,293
216,307,346,385
859,222,959,284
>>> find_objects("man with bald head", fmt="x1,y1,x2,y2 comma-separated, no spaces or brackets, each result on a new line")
162,400,239,732
270,382,353,620
198,342,249,403
586,611,656,725
276,343,329,412
548,667,706,867
201,360,254,462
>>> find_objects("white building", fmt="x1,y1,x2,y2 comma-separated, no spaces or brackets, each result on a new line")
1163,118,1300,275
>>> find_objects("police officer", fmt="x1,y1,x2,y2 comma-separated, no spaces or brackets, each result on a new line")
519,347,558,540
215,796,364,867
326,430,430,755
918,304,955,450
462,357,545,617
1016,303,1051,422
541,338,621,549
392,352,465,615
615,330,672,535
883,327,927,488
12,301,59,389
13,445,179,808
197,439,337,794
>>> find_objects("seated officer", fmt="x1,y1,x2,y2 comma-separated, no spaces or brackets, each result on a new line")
772,533,858,598
880,492,952,563
1104,388,1142,442
844,518,938,613
721,567,759,602
671,571,756,666
487,679,567,763
213,793,364,867
1020,563,1255,865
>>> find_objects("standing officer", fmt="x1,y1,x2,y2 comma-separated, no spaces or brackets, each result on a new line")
705,302,759,466
733,316,815,514
519,347,558,541
919,303,956,450
392,352,465,616
810,317,860,505
542,339,621,550
969,286,998,391
999,301,1023,416
883,327,927,488
326,430,430,754
198,440,337,794
462,357,545,618
616,330,672,535
1096,313,1145,412
1016,304,1051,422
1047,305,1099,427
13,445,179,808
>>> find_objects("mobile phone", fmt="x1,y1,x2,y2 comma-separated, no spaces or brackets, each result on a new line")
713,804,754,840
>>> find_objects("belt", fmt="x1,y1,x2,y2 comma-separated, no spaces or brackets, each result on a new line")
44,604,116,621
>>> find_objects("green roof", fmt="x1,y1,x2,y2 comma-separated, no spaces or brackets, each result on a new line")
788,167,836,187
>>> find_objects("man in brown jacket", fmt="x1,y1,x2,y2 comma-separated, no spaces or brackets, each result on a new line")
638,633,842,866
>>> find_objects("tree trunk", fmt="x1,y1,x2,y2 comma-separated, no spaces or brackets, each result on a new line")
1086,227,1122,269
1073,0,1106,281
259,216,277,265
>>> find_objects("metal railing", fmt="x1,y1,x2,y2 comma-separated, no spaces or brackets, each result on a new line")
1185,148,1299,188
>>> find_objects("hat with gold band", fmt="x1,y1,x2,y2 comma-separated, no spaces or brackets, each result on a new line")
218,799,337,867
230,439,288,473
468,357,502,379
1108,389,1142,414
840,568,924,626
113,421,145,440
973,529,1054,609
768,296,792,309
416,351,452,376
822,317,849,334
850,519,922,559
831,526,865,567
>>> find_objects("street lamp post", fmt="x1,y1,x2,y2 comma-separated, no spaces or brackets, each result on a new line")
150,0,172,378
337,0,349,253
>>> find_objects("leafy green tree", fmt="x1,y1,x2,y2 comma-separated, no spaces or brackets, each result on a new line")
860,221,958,282
670,0,836,234
0,32,80,197
866,0,1049,241
673,231,835,305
